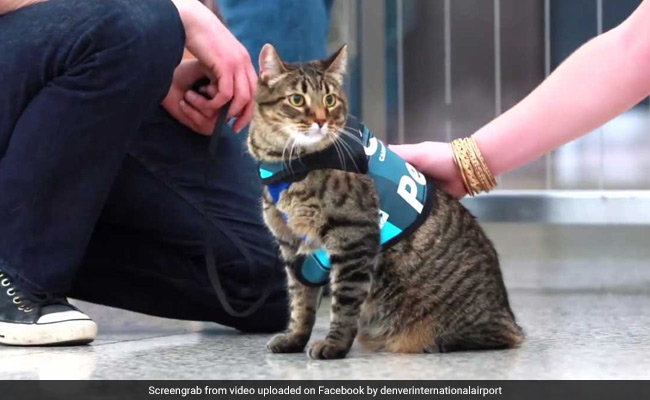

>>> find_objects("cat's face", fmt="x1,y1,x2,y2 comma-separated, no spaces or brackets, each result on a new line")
248,44,349,161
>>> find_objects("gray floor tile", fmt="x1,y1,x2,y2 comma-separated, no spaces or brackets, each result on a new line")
1,224,649,380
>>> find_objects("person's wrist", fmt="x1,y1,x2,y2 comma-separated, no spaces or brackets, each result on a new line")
171,0,227,53
1,0,44,15
449,137,497,196
170,0,201,34
437,142,469,198
472,133,503,178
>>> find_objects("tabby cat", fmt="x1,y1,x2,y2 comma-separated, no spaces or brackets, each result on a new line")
247,44,523,360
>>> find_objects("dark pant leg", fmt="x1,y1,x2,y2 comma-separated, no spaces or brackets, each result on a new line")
66,0,338,333
0,0,185,294
69,108,289,333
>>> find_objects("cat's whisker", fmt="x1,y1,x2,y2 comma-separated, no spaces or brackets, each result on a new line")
334,135,361,172
338,125,364,137
327,134,346,170
288,137,303,175
337,128,366,147
267,125,298,170
339,125,364,135
281,133,293,172
288,139,300,175
288,140,295,174
329,130,350,170
334,139,346,170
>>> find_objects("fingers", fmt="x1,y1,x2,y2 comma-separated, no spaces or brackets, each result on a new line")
185,91,215,119
180,100,217,135
389,142,467,198
206,51,257,133
389,144,429,167
233,99,254,133
211,72,234,109
230,63,257,132
180,4,257,131
246,62,259,96
228,70,251,120
231,62,258,132
206,84,217,98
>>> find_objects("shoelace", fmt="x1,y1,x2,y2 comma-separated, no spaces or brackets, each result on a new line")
0,269,69,314
0,268,35,313
197,79,281,318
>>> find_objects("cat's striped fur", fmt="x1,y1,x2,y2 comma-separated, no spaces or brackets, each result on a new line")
248,44,523,360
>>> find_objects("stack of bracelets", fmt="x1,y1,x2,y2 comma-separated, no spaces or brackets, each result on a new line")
450,137,498,196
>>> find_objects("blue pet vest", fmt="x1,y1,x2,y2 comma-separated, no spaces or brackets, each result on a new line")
258,119,436,287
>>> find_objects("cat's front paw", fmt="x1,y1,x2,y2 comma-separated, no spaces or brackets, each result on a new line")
267,333,309,354
308,340,350,360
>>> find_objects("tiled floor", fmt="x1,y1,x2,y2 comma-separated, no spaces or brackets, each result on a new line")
2,224,650,380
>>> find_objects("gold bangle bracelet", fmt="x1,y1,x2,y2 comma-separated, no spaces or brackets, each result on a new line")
450,137,497,196
464,139,489,191
468,137,497,187
452,139,482,196
450,141,472,195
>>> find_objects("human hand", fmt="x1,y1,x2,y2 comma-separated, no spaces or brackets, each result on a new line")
162,59,222,135
170,0,257,133
390,142,467,198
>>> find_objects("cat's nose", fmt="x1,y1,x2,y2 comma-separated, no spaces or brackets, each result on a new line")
315,119,327,128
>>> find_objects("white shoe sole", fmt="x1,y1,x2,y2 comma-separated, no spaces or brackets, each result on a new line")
0,319,98,346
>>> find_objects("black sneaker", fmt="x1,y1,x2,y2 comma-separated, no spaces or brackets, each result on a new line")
0,269,97,346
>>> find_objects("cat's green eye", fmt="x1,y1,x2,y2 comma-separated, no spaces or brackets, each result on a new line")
289,94,305,107
324,94,337,108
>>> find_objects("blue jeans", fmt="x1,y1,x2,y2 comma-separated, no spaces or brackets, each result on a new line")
0,0,334,332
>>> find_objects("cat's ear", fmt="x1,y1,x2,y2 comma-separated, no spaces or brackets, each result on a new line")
259,43,286,81
324,45,348,84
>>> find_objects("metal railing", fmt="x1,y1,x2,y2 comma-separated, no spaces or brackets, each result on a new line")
338,0,650,224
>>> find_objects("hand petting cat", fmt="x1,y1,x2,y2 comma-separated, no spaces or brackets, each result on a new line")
390,142,467,198
164,0,257,134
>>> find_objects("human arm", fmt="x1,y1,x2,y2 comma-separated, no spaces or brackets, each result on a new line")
0,0,49,15
392,0,650,197
1,0,255,133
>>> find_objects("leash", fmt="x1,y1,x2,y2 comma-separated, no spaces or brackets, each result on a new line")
196,78,281,318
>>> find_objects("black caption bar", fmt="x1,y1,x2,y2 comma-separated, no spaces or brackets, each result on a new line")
2,380,650,400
